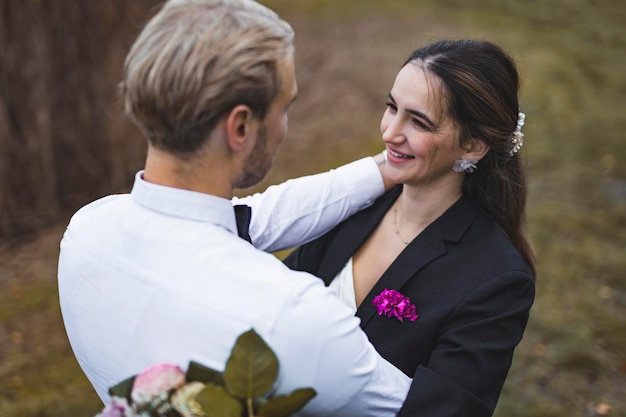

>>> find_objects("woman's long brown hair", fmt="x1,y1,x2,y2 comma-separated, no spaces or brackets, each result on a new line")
405,39,536,277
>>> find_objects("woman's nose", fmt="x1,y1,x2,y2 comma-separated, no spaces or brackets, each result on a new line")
382,115,404,143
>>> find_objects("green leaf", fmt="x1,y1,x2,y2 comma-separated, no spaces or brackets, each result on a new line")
195,384,243,417
186,361,225,386
257,388,317,417
223,328,278,399
108,375,135,403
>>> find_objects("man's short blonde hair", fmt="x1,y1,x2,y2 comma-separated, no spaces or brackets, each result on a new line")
121,0,294,155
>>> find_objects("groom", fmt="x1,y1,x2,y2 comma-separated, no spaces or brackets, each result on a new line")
57,1,410,416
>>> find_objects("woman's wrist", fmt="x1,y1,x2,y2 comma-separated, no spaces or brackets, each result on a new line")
373,150,395,191
373,149,387,167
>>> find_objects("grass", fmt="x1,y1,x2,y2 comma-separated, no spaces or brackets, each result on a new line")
0,227,102,416
1,0,625,416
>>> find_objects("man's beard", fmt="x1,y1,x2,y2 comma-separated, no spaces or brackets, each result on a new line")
234,125,273,189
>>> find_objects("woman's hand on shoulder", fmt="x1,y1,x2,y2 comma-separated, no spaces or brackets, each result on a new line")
373,150,398,191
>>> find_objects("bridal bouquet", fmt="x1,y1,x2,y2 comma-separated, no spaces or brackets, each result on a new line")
95,329,316,417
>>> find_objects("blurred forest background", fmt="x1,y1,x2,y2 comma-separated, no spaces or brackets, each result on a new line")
1,0,625,416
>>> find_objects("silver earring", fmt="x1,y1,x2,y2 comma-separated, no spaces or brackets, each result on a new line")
453,158,478,173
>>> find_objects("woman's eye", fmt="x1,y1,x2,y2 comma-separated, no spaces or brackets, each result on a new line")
385,102,397,112
412,118,428,130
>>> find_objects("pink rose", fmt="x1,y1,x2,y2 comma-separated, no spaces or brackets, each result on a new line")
131,363,186,405
95,396,135,417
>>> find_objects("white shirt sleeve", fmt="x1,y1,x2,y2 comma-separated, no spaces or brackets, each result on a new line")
58,166,408,416
267,270,411,417
233,157,384,252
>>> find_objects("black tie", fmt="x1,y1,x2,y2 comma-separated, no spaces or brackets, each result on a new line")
233,204,252,243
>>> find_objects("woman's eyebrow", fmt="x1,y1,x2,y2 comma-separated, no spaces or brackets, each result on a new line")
406,108,436,128
388,93,436,128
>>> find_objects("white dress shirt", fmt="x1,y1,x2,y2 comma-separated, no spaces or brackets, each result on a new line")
58,157,411,417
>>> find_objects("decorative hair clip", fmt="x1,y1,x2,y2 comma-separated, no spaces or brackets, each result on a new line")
510,112,525,156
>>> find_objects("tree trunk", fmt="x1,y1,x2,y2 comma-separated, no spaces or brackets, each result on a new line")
0,0,158,242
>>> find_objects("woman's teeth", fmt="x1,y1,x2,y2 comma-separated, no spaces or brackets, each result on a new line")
389,149,413,159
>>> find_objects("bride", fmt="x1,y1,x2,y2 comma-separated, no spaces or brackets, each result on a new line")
285,39,536,417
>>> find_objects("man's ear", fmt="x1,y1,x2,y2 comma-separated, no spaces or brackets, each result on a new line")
225,105,257,152
463,138,490,161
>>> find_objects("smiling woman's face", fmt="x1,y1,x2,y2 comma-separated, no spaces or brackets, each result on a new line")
380,62,466,191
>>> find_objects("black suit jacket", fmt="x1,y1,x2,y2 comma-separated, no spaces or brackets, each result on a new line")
284,186,535,417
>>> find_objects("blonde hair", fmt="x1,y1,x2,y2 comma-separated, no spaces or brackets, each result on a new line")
121,0,294,155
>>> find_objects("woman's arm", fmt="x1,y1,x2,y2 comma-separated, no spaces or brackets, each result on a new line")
398,271,535,417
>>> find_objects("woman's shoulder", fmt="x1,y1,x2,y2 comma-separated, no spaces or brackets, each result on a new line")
438,198,532,277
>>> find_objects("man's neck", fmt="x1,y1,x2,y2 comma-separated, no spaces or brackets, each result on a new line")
142,147,234,199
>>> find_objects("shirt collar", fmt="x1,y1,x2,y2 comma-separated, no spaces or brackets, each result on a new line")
130,170,238,235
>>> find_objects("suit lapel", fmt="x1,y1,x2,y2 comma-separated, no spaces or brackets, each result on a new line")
355,216,447,328
317,186,402,285
312,186,482,329
355,196,481,328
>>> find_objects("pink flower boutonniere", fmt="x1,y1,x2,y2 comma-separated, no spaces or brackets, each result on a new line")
372,288,418,322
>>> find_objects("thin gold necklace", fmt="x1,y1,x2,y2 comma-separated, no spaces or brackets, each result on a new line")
392,206,410,245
